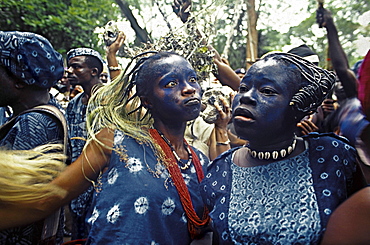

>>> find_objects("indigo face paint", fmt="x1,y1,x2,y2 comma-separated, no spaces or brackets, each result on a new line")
145,55,202,124
232,58,299,145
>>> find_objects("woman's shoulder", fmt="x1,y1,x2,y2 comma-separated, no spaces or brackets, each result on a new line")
303,132,354,149
206,147,241,171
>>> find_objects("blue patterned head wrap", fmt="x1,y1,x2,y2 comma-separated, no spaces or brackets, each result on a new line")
66,47,104,67
0,31,64,88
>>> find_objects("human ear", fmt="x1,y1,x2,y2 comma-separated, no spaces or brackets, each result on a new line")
140,96,152,109
91,68,99,77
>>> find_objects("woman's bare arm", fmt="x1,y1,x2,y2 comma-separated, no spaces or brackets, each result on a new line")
0,128,113,229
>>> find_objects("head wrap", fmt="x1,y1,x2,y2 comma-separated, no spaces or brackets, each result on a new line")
0,31,64,88
66,47,104,67
287,44,320,65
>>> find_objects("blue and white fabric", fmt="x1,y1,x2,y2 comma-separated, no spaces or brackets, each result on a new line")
85,129,209,244
201,133,357,244
0,31,64,88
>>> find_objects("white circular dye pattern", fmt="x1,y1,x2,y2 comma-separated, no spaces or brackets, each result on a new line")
134,196,149,214
87,207,99,224
127,157,144,173
161,197,176,215
107,167,119,184
107,204,121,224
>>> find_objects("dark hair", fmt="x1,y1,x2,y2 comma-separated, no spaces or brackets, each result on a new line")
133,52,181,97
261,52,336,115
85,55,103,75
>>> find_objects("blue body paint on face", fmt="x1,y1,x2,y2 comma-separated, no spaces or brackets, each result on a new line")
232,58,299,142
146,55,202,124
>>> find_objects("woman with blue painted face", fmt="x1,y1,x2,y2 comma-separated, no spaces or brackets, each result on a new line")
200,52,365,244
0,52,222,244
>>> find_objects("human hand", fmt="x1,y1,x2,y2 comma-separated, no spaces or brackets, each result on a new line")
297,117,319,135
321,98,336,117
172,0,192,23
316,7,333,28
214,95,232,130
106,31,126,55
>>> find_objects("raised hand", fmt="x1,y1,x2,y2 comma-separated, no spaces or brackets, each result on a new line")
172,0,192,23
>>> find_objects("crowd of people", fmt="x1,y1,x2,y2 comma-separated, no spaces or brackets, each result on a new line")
0,4,369,245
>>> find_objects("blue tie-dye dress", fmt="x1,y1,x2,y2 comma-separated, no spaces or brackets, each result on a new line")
85,129,210,245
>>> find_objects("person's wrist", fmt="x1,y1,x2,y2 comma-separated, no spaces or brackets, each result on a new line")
109,66,121,71
216,139,230,146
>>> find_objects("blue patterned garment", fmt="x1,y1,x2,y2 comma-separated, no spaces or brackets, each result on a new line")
0,107,9,126
65,92,94,240
66,92,87,162
201,133,357,244
85,130,209,245
0,97,64,245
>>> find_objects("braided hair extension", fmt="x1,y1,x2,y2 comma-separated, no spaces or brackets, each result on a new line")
262,52,336,114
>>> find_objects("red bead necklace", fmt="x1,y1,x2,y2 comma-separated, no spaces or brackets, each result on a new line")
149,128,210,239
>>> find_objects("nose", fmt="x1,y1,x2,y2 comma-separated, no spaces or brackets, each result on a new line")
239,89,257,106
182,81,197,95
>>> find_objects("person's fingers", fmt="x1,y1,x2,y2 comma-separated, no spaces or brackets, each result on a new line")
297,122,309,135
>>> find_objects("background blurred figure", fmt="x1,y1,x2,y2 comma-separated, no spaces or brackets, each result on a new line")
99,64,110,84
65,47,104,241
316,7,369,146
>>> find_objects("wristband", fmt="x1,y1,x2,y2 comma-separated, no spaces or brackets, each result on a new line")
216,139,230,146
109,66,121,71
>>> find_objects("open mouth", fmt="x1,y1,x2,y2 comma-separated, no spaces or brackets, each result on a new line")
184,98,200,106
233,107,255,122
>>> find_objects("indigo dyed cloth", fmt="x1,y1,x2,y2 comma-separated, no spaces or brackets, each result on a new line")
85,130,209,244
0,97,64,245
0,31,64,88
66,92,94,240
201,133,357,244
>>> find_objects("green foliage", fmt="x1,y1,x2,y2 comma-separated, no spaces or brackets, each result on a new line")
1,0,368,69
0,0,120,58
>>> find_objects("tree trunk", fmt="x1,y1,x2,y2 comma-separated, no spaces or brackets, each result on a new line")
246,0,258,70
115,0,150,45
222,0,244,60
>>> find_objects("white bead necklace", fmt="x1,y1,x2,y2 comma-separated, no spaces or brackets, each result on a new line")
245,136,297,160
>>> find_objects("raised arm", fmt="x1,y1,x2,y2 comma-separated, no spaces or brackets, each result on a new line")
0,128,113,229
317,7,358,98
210,46,242,91
106,31,126,80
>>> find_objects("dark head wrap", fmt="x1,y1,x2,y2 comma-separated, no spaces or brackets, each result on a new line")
0,31,64,88
287,44,320,66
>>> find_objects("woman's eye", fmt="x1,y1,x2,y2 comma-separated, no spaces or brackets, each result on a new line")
260,88,276,95
189,77,197,83
239,85,249,93
165,81,178,88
